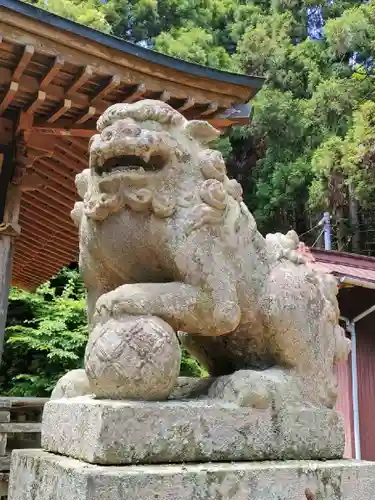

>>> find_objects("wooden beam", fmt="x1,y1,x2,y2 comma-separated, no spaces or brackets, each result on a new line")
16,237,75,264
0,455,10,471
206,119,233,129
0,81,18,115
16,247,75,273
0,118,13,146
28,133,58,153
47,99,72,123
159,91,171,103
201,102,219,116
12,279,36,291
15,112,34,137
124,84,146,103
0,422,41,433
76,106,96,125
13,253,63,278
20,202,77,238
177,97,195,112
12,275,35,288
61,137,88,154
36,171,77,201
49,154,84,175
41,187,75,211
25,149,52,166
14,269,57,288
14,261,58,280
17,234,75,262
19,211,77,245
55,142,87,166
26,90,46,115
67,66,94,95
91,75,121,105
21,228,76,256
40,55,64,90
20,172,45,193
0,151,16,367
12,264,46,281
21,198,72,229
32,121,95,138
20,220,77,252
36,160,78,190
0,68,107,113
2,396,48,407
212,103,253,126
22,194,76,228
12,45,34,82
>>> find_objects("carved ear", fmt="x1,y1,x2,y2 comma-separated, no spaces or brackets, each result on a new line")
75,169,90,199
184,120,221,144
71,201,84,227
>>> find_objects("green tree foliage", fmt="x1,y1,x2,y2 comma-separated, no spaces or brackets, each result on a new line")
230,0,375,247
0,268,88,396
154,25,233,69
28,0,113,32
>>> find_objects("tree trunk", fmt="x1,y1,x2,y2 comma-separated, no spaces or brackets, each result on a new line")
335,207,346,252
348,183,360,253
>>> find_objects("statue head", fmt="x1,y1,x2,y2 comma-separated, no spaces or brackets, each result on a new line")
71,100,226,222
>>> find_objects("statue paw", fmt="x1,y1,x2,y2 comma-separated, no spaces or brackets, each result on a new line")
208,368,292,410
51,369,92,400
93,290,120,323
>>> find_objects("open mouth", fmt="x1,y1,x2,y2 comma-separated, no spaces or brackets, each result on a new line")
96,153,167,175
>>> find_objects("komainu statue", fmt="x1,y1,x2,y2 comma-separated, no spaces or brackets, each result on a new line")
65,99,350,411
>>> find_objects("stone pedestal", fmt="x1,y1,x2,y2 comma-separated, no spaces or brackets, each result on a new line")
9,449,375,500
41,397,345,464
8,397,375,500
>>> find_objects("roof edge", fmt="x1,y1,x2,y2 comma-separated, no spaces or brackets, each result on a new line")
311,248,375,267
2,0,264,91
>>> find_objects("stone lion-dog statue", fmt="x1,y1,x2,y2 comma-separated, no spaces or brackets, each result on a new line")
53,99,350,412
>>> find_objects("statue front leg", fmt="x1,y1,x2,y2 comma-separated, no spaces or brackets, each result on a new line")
84,281,240,400
93,282,241,337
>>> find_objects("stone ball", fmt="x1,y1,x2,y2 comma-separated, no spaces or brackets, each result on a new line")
84,315,181,400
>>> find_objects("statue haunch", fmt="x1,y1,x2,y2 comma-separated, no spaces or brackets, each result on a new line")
70,99,350,408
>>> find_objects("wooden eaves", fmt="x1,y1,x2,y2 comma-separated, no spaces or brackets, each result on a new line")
0,0,264,292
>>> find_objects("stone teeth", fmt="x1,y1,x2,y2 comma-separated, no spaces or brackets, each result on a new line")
142,151,151,163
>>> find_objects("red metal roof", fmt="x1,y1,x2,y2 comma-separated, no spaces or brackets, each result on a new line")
309,249,375,285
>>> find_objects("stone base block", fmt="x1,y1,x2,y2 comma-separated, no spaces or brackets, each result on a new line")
9,450,375,500
41,397,344,465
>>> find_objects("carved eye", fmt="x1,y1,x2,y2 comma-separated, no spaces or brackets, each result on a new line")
102,130,113,141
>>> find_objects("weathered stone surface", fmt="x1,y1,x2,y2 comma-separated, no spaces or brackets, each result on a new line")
51,369,92,400
168,376,214,400
69,99,350,412
41,397,344,465
50,374,213,401
85,315,181,400
9,450,375,500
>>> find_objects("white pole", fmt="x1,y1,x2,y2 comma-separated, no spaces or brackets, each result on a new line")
323,211,331,250
350,321,361,460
